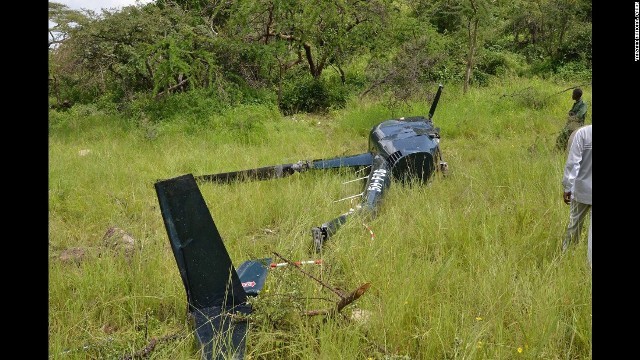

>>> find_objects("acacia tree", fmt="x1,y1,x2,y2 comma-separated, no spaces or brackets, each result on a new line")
461,0,492,93
48,2,226,104
358,6,452,105
502,0,591,71
49,2,92,50
156,0,234,37
410,0,495,93
49,0,591,112
223,0,393,88
49,2,101,105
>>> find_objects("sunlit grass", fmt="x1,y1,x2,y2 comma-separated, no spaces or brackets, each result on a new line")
49,77,591,359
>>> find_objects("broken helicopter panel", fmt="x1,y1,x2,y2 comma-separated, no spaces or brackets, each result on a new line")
155,174,271,360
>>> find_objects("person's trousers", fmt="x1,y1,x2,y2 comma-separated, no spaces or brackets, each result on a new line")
556,119,585,150
563,199,592,266
587,207,592,269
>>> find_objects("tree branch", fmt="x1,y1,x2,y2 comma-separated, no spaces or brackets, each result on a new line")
273,252,344,299
155,77,189,99
119,331,184,360
303,282,371,317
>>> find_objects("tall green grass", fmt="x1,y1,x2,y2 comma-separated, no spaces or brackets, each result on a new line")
49,76,592,359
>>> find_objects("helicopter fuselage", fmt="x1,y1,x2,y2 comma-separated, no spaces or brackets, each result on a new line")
368,116,441,184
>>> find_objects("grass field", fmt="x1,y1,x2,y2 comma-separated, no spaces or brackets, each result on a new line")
49,76,592,359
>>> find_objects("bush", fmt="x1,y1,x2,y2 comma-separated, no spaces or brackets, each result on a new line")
477,47,528,78
279,75,348,115
509,85,553,110
48,104,132,138
119,89,229,124
553,62,592,82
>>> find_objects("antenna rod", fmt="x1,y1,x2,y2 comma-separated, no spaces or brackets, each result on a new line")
428,84,444,120
342,176,369,184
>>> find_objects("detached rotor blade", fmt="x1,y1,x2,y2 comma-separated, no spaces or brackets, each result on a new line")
195,161,311,183
195,152,374,184
311,153,374,170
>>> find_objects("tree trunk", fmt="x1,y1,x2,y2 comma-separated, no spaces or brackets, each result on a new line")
278,61,283,106
303,42,320,79
464,18,479,94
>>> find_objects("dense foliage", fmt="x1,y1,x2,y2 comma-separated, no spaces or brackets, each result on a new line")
48,0,591,115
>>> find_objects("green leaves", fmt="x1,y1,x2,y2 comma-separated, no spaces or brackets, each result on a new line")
48,0,591,113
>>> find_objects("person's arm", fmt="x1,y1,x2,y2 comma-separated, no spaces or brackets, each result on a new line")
574,101,587,119
562,129,584,204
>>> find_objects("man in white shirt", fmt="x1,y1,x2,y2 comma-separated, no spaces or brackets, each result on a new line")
561,125,592,268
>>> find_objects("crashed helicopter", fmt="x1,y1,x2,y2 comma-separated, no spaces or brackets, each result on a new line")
154,84,448,360
195,83,448,252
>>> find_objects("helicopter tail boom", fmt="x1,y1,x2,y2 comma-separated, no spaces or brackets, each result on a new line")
312,154,391,252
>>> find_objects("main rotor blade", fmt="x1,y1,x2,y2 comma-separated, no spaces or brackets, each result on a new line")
195,152,374,184
311,153,373,169
195,161,310,183
427,83,444,121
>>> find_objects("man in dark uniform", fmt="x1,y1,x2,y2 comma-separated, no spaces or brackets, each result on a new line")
556,88,587,150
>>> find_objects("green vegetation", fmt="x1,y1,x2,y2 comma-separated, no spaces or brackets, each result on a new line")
49,0,592,114
49,1,592,358
49,76,592,359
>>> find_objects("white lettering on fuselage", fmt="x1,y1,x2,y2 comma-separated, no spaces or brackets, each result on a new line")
367,169,387,192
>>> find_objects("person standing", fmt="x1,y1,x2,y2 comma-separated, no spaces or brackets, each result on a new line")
556,88,588,150
561,124,592,268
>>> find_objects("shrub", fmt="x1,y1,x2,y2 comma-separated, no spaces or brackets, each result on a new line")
279,75,348,115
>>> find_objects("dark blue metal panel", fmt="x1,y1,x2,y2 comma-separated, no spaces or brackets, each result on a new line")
155,174,248,310
311,153,373,169
361,154,392,213
236,258,271,296
368,117,440,183
154,174,265,360
193,304,252,360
